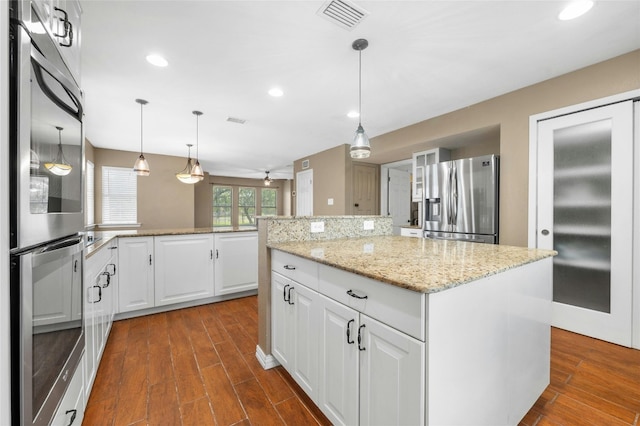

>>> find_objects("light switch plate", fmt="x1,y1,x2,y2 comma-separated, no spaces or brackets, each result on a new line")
328,198,334,205
363,220,374,230
310,221,325,233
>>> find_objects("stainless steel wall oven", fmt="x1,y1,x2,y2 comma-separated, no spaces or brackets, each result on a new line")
9,1,85,425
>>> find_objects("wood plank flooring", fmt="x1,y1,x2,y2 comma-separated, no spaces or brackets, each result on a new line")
84,295,640,426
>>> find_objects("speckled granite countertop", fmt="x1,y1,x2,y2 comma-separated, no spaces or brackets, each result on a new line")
269,236,556,294
86,227,257,258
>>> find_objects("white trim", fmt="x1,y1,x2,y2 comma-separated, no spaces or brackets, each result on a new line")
633,100,640,350
255,345,280,370
98,223,142,228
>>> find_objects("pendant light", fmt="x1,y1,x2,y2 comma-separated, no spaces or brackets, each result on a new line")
44,126,73,176
176,144,201,184
133,99,150,176
350,38,371,159
190,111,204,182
264,171,272,186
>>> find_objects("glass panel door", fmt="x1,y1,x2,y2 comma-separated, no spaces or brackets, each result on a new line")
536,100,633,346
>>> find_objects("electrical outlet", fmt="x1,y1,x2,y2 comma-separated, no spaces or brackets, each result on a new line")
328,198,334,205
310,221,325,233
363,220,374,230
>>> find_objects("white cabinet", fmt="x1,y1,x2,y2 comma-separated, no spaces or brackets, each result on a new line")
271,250,425,425
412,148,450,202
117,237,154,313
214,232,258,295
84,238,117,402
32,251,80,327
154,234,214,306
31,0,82,84
51,355,84,426
271,271,320,399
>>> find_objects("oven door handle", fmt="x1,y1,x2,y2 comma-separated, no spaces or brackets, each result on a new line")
30,46,83,120
31,236,83,267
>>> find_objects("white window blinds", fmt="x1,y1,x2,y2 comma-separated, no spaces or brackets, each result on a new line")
86,160,95,226
102,166,137,225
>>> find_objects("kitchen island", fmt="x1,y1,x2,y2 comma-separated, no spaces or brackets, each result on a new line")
260,229,555,425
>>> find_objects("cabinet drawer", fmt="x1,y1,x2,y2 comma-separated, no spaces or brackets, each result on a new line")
318,264,425,341
400,228,422,238
272,250,319,290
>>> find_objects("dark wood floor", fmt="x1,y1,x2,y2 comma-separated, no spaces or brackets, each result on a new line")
84,295,640,426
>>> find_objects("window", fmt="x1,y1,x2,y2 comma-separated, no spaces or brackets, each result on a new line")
261,188,277,216
238,187,256,226
86,161,95,226
213,186,232,227
102,166,137,225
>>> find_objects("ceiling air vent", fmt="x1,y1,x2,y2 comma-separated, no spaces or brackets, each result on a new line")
226,116,246,124
316,0,369,31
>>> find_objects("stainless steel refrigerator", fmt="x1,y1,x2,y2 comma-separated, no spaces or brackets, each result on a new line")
422,154,499,244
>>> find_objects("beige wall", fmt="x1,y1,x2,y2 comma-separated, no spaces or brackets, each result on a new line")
92,146,195,230
295,50,640,246
194,173,289,227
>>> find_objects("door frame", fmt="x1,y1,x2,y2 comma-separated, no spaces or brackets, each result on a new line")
528,89,640,349
380,159,413,217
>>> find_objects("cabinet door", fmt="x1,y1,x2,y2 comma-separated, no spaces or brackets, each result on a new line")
317,294,359,426
117,237,154,313
291,283,320,400
51,355,84,426
536,101,633,346
154,234,214,306
51,0,82,84
214,232,258,295
359,315,425,426
271,272,294,370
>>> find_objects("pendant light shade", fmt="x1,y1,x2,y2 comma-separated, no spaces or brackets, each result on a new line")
350,38,371,159
44,126,73,176
133,99,150,176
190,111,205,182
264,171,272,186
176,144,201,184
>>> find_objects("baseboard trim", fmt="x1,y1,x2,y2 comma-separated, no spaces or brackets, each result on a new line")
255,345,279,370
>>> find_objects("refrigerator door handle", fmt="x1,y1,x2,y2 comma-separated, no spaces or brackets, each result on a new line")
452,168,458,225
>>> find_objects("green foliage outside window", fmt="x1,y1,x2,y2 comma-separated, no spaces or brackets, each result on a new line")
261,188,277,216
238,187,256,226
213,186,232,227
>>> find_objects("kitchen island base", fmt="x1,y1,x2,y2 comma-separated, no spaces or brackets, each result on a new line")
266,248,552,426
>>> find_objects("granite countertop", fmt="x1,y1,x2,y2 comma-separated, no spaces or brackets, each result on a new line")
85,226,257,258
268,236,556,294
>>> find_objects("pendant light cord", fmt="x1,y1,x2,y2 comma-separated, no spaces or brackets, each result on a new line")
139,102,144,155
358,48,362,127
196,114,199,160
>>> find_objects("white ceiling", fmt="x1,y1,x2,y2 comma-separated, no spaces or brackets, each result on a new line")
81,0,640,180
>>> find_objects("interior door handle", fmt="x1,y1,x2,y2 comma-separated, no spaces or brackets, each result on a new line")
541,229,550,236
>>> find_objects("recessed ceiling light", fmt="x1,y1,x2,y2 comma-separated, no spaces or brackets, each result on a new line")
347,110,360,118
268,87,284,97
558,0,594,20
146,54,168,67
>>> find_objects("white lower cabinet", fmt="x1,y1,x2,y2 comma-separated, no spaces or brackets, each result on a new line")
154,234,214,306
271,250,425,425
84,238,117,402
51,355,85,426
214,232,258,295
117,237,155,313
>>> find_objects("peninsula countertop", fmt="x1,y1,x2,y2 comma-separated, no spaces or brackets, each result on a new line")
268,236,556,294
86,226,257,258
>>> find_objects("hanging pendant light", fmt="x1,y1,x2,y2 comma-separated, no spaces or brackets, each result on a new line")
350,38,371,159
176,144,201,184
190,111,204,182
44,126,73,176
264,171,272,186
133,99,150,176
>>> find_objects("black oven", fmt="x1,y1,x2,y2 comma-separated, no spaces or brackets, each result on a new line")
10,1,85,425
10,0,84,251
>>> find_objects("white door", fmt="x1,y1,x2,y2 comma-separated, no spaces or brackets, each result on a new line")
117,237,155,313
536,101,634,346
318,294,359,426
296,169,313,216
214,232,258,295
291,283,320,400
388,168,411,235
359,315,425,426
